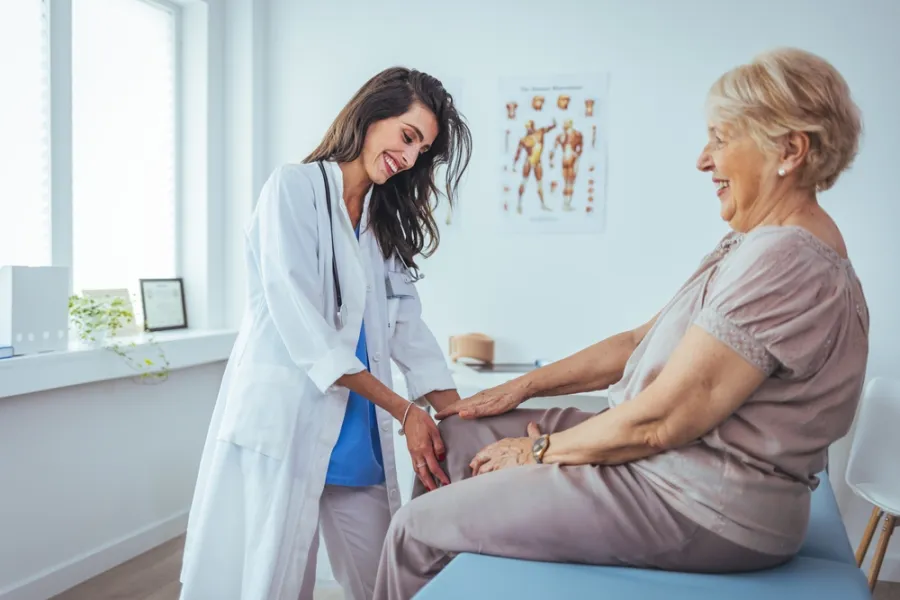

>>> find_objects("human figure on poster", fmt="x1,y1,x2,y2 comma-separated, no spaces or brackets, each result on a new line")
549,119,584,212
512,119,556,213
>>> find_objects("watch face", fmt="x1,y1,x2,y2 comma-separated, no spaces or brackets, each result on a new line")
532,435,548,462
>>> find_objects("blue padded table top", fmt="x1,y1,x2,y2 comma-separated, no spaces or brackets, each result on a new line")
799,471,856,564
415,554,869,600
415,472,869,599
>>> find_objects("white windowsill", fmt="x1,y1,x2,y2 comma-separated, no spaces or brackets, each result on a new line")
0,329,237,399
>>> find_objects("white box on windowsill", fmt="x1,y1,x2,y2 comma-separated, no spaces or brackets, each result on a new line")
0,266,70,356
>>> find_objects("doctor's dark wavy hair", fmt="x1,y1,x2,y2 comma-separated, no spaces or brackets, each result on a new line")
304,67,472,268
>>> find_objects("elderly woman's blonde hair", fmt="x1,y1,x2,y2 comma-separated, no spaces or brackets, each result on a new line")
705,48,862,192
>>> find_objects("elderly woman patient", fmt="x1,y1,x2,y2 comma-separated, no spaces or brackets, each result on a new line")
372,47,870,600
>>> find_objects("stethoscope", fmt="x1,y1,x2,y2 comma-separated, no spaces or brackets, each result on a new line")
395,252,425,285
318,161,423,328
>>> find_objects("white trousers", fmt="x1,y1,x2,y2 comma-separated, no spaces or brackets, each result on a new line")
298,483,392,600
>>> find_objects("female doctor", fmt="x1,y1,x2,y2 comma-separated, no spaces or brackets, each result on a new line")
179,67,472,600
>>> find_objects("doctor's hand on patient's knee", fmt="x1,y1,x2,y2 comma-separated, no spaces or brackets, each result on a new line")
435,381,528,421
403,405,450,491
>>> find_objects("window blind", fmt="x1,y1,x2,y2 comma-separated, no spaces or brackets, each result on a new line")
72,0,177,294
0,0,52,269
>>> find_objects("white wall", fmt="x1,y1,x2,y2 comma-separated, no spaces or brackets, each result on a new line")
261,0,900,581
0,363,224,600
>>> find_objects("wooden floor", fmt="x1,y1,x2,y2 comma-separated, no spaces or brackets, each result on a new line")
51,535,900,600
51,536,185,600
50,535,342,600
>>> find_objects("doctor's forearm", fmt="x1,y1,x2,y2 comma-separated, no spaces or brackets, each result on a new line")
518,331,637,401
423,389,461,413
336,371,410,421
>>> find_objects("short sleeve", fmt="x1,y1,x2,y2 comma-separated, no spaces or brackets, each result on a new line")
694,230,841,378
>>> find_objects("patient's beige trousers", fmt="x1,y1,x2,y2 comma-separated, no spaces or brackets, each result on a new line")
373,408,787,600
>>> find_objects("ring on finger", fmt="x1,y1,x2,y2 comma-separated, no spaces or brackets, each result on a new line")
415,461,426,468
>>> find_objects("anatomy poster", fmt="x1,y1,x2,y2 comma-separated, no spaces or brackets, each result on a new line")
499,74,609,233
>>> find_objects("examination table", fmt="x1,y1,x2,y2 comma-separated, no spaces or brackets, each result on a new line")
415,471,870,599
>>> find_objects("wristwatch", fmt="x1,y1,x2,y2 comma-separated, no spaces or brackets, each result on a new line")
532,434,551,464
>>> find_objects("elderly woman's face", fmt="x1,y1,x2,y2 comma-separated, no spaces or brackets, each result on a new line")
696,124,779,231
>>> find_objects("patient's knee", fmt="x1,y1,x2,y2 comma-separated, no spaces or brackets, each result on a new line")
435,415,485,482
436,414,466,437
436,415,478,456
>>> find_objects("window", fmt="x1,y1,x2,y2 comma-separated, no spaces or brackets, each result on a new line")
0,0,52,269
0,0,221,340
71,0,177,294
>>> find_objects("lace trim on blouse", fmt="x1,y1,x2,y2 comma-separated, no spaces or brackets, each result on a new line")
695,306,777,374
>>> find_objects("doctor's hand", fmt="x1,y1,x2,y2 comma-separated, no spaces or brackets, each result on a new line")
435,380,527,420
402,405,450,491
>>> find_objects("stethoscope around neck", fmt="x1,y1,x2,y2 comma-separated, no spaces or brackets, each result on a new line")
317,161,424,328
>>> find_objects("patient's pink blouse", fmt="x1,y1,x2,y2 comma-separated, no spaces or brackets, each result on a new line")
609,225,870,555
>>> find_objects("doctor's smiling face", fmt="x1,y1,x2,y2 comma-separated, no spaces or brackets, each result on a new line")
305,67,472,269
361,102,439,185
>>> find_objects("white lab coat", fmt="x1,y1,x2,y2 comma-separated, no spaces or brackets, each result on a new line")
179,161,456,600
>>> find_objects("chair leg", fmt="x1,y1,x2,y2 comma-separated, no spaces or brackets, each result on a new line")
867,514,896,591
857,506,884,567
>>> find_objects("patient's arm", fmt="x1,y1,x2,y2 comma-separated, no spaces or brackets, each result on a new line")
542,325,766,466
516,314,657,400
435,314,657,420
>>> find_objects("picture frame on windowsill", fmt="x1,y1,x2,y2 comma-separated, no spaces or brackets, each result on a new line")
139,278,188,332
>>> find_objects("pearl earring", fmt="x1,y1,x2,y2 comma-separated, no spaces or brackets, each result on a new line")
778,167,786,177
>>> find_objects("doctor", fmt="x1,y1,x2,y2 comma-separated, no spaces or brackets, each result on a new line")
179,67,473,600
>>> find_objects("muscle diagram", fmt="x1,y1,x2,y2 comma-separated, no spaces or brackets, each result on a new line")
548,119,584,211
512,119,557,213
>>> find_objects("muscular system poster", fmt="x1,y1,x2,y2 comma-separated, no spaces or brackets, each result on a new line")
500,74,609,233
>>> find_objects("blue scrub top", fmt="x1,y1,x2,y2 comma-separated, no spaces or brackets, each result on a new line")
324,223,386,487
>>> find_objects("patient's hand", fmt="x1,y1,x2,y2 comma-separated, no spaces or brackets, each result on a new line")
435,381,527,420
469,422,543,475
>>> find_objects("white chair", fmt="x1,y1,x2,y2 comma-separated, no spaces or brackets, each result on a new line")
845,376,900,591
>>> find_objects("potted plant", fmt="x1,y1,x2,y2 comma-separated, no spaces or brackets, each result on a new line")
68,294,170,382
